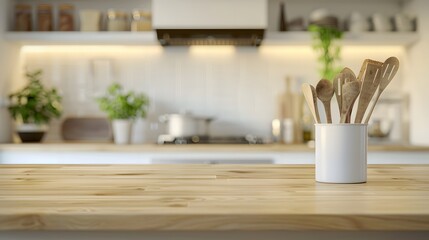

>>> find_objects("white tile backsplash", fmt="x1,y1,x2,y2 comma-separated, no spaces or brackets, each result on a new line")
18,45,405,142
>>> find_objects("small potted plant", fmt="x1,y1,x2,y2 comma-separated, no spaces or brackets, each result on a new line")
8,70,62,143
308,24,343,81
97,83,149,144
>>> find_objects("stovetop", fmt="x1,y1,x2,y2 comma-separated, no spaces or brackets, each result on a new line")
157,135,264,145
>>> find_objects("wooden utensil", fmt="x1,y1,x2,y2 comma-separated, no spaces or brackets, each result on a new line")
340,81,361,123
316,79,334,123
302,83,321,123
277,77,294,120
354,59,383,123
333,72,345,114
333,68,357,115
341,68,358,122
357,59,369,82
364,57,400,124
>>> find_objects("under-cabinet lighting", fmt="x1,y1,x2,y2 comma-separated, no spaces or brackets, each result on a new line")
259,45,404,58
259,46,314,58
341,46,405,55
20,45,164,55
189,46,236,56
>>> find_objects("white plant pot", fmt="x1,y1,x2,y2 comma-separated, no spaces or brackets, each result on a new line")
112,119,132,145
315,124,367,184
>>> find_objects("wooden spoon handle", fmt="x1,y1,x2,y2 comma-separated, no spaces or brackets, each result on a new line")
323,101,332,123
302,84,321,124
364,90,382,124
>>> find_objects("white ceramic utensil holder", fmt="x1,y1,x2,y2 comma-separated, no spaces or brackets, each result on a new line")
315,124,367,184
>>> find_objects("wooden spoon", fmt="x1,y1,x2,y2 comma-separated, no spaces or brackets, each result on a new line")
354,59,383,123
340,81,361,123
364,57,400,124
302,83,321,123
316,79,334,123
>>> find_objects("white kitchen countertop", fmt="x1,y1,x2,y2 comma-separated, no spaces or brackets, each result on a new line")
0,143,428,152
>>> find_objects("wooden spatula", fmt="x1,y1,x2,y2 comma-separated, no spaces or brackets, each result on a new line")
341,68,358,122
364,57,400,124
340,81,361,123
333,68,357,116
316,79,334,123
302,83,321,123
354,59,383,123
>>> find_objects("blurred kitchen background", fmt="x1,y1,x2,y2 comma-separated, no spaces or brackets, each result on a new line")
0,0,428,146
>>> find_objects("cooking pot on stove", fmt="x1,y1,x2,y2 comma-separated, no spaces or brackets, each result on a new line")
159,113,213,137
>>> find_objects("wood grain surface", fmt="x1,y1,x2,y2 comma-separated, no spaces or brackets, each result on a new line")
0,164,428,231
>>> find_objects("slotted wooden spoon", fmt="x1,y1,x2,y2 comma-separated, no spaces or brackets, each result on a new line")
354,59,383,123
364,57,400,124
340,81,361,123
302,83,321,123
333,68,357,122
316,79,334,123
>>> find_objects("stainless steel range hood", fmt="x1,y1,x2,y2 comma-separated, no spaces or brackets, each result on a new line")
153,0,267,46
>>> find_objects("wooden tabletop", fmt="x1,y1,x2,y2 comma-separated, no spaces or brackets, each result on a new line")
0,164,428,231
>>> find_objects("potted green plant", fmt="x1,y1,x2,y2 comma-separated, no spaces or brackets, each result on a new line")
97,83,149,144
308,25,343,81
8,70,62,143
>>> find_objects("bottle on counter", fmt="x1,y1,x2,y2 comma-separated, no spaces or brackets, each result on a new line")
14,4,32,31
37,4,53,31
131,10,152,31
278,2,287,31
58,4,75,31
282,118,294,144
107,9,129,31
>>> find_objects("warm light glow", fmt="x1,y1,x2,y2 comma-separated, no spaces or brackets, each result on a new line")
259,45,405,58
259,46,314,57
20,45,164,55
189,46,236,56
341,46,405,55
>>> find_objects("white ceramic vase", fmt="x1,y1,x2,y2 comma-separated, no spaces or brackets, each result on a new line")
315,124,368,184
112,119,132,145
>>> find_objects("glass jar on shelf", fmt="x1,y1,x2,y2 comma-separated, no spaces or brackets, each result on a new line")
107,9,129,31
14,4,32,31
131,10,152,32
58,4,75,31
37,4,53,31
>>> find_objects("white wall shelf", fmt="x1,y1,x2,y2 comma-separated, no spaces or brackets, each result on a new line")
4,31,158,45
3,31,419,47
264,31,419,47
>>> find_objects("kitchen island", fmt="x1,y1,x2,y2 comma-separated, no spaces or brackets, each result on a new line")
0,164,428,240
